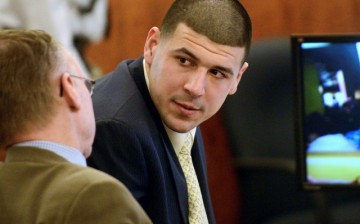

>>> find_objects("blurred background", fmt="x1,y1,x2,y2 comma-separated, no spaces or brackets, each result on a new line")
2,0,360,223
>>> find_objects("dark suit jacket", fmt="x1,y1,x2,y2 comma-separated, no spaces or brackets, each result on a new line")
0,146,151,224
88,57,215,224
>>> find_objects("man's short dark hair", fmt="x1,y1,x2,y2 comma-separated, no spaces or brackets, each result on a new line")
161,0,252,61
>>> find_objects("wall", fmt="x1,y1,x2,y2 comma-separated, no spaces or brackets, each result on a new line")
87,0,360,74
242,0,360,40
85,0,173,74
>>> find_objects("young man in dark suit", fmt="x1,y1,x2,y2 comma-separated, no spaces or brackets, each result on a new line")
88,0,252,223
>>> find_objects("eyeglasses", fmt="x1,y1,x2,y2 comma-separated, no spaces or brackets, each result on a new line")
70,75,96,96
59,74,96,97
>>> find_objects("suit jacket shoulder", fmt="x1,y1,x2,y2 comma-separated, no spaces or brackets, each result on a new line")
0,146,152,224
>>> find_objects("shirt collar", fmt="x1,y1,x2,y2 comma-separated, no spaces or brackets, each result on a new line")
164,125,196,155
14,140,87,167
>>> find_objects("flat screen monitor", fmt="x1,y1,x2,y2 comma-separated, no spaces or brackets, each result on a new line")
293,34,360,190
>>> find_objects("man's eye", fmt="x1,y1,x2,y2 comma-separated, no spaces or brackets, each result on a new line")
209,69,226,79
178,57,191,65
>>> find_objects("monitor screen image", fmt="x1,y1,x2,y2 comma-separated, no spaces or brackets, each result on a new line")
292,34,360,190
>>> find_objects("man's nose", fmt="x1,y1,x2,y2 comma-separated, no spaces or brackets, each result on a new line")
184,70,206,97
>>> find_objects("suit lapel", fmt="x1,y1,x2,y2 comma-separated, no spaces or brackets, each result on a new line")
162,137,189,223
129,58,189,222
191,129,215,223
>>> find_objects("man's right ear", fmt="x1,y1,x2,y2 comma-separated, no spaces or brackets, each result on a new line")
60,73,81,111
144,27,161,64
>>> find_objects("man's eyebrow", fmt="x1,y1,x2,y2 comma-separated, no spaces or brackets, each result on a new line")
174,47,199,61
212,65,235,76
174,47,235,76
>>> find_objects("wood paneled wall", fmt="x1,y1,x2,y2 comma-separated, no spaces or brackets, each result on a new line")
84,1,360,223
242,0,360,40
85,0,173,74
86,0,360,74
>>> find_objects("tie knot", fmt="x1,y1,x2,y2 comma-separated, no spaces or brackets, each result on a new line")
180,132,192,155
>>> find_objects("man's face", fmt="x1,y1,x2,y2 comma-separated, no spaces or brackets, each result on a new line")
144,23,248,133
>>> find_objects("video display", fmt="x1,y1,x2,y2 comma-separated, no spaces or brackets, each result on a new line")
293,34,360,190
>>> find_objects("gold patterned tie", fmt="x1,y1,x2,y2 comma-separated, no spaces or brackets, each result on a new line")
178,133,209,224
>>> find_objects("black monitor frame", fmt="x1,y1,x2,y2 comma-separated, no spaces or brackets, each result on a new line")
293,33,360,191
